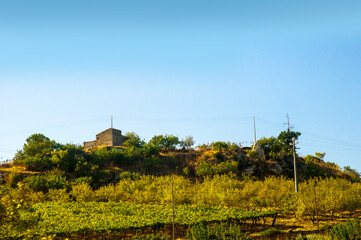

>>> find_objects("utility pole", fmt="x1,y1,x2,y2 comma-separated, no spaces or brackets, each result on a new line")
313,181,319,230
284,114,294,133
287,114,290,132
253,116,257,146
291,137,299,192
171,183,175,240
111,116,113,128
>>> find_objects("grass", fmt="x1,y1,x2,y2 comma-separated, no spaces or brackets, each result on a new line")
259,228,283,237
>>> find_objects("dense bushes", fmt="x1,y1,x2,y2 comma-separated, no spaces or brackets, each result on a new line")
4,174,361,239
327,219,361,240
4,173,361,220
257,130,300,161
186,223,250,240
24,171,69,192
50,175,361,220
196,161,238,176
0,183,35,238
133,233,170,240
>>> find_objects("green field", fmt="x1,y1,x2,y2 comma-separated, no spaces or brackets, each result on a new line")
13,202,276,238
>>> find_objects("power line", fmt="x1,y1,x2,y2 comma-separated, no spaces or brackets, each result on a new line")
0,148,16,154
283,114,294,132
302,140,361,152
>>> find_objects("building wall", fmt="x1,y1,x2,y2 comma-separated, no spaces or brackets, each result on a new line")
84,128,126,148
111,129,126,146
96,129,114,146
84,140,97,148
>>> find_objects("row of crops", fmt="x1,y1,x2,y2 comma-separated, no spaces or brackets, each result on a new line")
14,202,277,238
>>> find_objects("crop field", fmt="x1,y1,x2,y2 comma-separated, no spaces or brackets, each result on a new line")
10,202,277,239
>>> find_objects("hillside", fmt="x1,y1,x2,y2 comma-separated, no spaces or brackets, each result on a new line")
1,131,361,239
0,130,358,187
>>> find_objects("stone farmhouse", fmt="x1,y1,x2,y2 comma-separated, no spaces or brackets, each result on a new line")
84,128,127,149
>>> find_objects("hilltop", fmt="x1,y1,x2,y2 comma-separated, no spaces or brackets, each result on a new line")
0,130,359,188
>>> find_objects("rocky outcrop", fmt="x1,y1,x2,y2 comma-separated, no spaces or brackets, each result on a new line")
244,165,256,175
268,162,283,175
252,142,266,161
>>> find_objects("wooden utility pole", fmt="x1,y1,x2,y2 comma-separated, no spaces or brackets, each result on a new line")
253,116,257,145
287,114,290,132
313,182,319,230
292,137,299,192
171,183,175,240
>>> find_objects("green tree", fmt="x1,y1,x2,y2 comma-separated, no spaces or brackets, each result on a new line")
315,152,326,161
344,166,361,182
149,135,165,148
142,143,160,158
211,141,228,156
13,134,60,170
277,130,301,146
163,135,179,150
123,132,144,148
51,144,84,172
149,134,179,150
257,137,282,159
20,134,58,157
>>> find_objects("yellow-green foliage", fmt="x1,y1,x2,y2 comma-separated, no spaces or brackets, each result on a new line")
66,175,361,219
196,161,238,176
46,189,70,202
71,183,94,202
0,183,35,238
4,174,361,226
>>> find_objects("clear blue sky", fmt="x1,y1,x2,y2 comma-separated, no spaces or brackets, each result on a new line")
1,0,361,171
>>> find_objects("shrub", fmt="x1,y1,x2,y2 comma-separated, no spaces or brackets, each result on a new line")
74,156,97,177
25,175,47,192
211,141,228,158
90,169,112,187
259,228,282,237
21,156,52,171
198,144,211,151
164,154,179,169
144,156,162,173
4,167,21,188
196,161,238,177
24,173,69,192
92,147,125,166
124,146,143,164
71,183,94,202
143,143,160,158
118,171,140,181
294,234,328,240
46,189,70,202
217,161,238,174
327,219,361,240
132,233,170,240
183,167,190,176
0,183,35,237
51,146,82,173
187,223,250,240
196,162,216,176
72,176,93,186
187,223,208,240
326,161,340,170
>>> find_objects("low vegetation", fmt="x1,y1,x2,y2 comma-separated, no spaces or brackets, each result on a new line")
0,129,360,239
